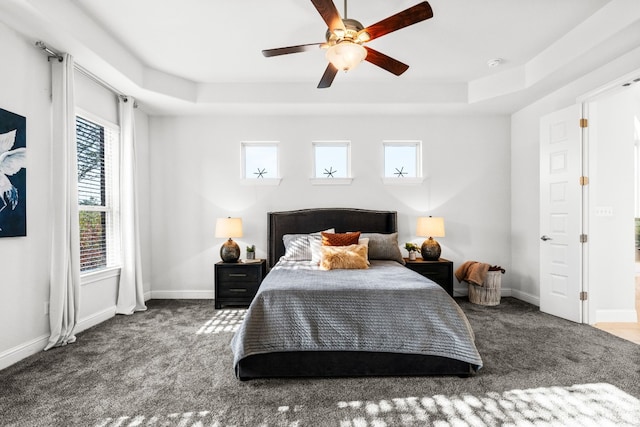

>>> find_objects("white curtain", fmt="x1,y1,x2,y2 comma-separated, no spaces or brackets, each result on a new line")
46,53,81,350
116,96,147,314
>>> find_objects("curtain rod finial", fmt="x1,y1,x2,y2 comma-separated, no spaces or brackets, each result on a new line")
36,40,63,62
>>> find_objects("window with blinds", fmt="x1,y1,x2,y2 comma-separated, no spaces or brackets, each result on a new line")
76,115,120,272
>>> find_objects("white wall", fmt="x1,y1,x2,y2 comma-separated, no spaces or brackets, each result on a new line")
0,23,151,370
0,22,53,369
148,114,511,299
511,46,640,314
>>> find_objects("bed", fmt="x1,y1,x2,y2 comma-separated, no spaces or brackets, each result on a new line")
230,208,482,380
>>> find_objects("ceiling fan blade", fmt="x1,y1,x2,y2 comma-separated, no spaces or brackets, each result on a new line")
317,63,338,89
364,47,409,76
311,0,346,33
262,43,325,57
360,1,433,42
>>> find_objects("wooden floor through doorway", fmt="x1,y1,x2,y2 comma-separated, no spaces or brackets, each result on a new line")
594,277,640,345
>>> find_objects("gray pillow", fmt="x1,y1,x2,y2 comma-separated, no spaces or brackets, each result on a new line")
360,232,405,265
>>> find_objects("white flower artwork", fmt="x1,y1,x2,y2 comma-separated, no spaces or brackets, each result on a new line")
0,108,27,237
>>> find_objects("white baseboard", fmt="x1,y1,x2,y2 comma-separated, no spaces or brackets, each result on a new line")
510,289,540,306
149,290,214,299
0,333,49,371
76,306,116,334
0,307,116,371
594,309,638,323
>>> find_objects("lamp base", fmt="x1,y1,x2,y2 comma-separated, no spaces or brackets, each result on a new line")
220,238,240,263
421,237,441,261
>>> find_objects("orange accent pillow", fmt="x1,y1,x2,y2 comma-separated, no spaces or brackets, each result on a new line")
319,244,369,270
321,231,361,247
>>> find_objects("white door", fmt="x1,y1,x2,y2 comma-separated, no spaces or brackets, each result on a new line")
539,104,584,323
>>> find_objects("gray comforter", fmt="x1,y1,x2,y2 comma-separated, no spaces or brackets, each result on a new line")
230,260,483,371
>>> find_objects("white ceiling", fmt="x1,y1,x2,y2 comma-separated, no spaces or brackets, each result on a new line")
2,0,639,114
71,0,608,84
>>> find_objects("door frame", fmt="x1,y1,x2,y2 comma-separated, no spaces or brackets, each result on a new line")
576,68,640,324
581,101,590,325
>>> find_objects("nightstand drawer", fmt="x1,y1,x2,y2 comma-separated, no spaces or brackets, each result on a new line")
217,283,260,298
218,268,259,283
420,265,449,280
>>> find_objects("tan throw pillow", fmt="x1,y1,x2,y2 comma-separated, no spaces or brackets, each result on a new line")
321,231,361,247
319,244,369,270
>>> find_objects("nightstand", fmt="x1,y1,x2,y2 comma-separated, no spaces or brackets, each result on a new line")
214,260,266,309
404,258,454,296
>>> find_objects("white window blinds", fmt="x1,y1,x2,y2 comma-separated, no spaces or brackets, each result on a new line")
76,115,120,272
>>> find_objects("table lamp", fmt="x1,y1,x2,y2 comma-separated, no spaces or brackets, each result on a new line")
215,217,243,263
416,216,445,261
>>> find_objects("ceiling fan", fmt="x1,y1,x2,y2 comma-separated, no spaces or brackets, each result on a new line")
262,0,433,89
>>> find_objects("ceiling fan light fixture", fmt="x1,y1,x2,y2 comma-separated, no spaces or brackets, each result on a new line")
326,42,367,71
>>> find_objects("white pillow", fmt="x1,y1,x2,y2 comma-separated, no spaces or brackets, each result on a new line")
358,237,370,264
282,234,311,261
283,228,335,262
310,228,336,264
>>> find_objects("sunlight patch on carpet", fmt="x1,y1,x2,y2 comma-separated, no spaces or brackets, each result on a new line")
95,411,213,427
195,309,246,335
92,383,639,426
336,383,639,426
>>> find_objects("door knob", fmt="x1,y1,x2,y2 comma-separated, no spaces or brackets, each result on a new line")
540,235,552,241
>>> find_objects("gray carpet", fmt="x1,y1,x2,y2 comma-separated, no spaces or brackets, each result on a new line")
0,298,638,426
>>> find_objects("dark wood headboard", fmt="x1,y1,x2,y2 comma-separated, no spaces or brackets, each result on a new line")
267,208,398,268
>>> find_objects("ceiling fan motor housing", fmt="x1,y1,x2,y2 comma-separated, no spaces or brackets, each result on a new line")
325,18,368,45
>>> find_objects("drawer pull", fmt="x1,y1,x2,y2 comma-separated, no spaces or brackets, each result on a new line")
228,273,248,277
229,288,248,293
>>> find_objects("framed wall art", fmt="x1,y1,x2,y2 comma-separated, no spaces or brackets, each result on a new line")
0,108,26,237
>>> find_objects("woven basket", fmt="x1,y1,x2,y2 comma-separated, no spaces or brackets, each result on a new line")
468,271,502,306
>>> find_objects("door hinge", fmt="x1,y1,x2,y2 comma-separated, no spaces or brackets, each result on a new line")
580,118,588,128
579,176,589,186
579,291,588,301
579,234,588,243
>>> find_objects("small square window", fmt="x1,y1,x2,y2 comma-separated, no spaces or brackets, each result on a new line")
313,141,350,179
242,142,279,180
384,141,422,179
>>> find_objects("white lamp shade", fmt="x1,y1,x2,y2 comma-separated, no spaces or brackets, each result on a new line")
416,216,445,238
215,217,243,238
326,43,367,71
